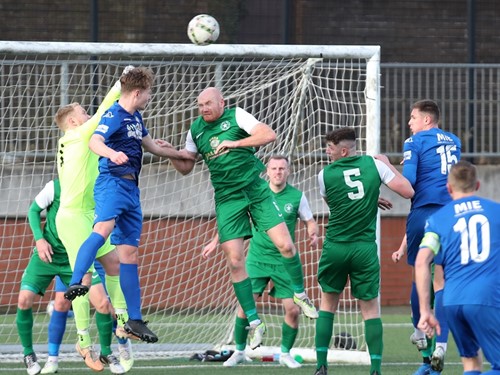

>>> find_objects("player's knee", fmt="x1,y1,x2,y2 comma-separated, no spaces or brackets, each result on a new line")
54,299,71,312
93,298,112,314
17,292,34,309
225,256,245,273
286,305,301,322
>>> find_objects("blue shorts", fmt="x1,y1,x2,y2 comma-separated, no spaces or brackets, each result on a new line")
406,204,442,266
55,261,104,292
54,275,68,293
445,304,500,368
94,260,106,284
94,175,142,247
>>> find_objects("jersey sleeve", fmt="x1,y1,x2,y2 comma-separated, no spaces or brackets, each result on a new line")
185,129,198,153
374,158,396,184
28,180,55,241
79,85,121,141
298,193,314,221
318,169,326,197
235,107,261,134
402,136,418,185
34,180,55,210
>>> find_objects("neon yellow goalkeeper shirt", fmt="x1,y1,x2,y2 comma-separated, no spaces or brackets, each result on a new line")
57,86,120,212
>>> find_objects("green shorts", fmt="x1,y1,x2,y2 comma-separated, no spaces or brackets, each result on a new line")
215,177,284,243
246,260,294,299
56,208,115,271
20,250,73,296
318,241,380,301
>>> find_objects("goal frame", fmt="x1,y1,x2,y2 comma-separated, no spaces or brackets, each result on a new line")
0,41,380,365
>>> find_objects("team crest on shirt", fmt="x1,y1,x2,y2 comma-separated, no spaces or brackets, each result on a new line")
210,137,220,149
220,121,230,131
284,203,293,213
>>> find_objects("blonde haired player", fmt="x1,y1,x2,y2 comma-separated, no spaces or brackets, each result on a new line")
54,67,135,372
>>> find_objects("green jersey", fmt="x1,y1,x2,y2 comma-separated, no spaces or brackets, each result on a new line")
28,179,68,264
318,155,395,243
57,86,120,212
186,107,266,199
247,184,313,265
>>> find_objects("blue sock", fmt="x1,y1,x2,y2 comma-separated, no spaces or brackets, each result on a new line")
70,232,105,285
464,371,481,375
434,289,449,345
47,310,68,356
410,282,420,328
120,263,142,320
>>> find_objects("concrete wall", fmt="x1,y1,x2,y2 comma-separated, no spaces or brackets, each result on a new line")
2,163,498,217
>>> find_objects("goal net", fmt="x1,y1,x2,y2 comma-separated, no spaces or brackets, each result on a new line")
0,41,380,364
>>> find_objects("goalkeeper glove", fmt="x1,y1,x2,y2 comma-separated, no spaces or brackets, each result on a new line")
114,65,135,90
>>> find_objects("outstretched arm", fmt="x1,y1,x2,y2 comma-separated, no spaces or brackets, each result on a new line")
81,65,134,139
375,154,414,199
149,138,197,175
215,123,276,154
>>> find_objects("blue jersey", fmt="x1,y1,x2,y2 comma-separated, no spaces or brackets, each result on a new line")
94,102,149,179
403,128,461,209
422,196,500,308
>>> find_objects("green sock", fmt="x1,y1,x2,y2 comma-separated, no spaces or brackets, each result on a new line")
365,318,383,374
95,312,113,356
233,278,259,322
16,308,34,356
421,336,434,358
315,310,334,368
280,252,304,293
234,316,249,351
281,321,298,353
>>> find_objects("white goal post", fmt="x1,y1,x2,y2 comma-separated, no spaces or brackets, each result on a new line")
0,41,380,364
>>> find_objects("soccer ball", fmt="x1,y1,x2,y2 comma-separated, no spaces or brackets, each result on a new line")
333,332,357,350
46,299,74,318
187,14,220,45
46,300,55,317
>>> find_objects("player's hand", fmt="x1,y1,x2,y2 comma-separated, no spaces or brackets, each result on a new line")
155,139,174,148
378,197,393,210
391,248,405,263
114,65,135,89
202,238,219,259
121,65,135,76
215,140,237,155
36,238,53,263
110,151,128,165
309,233,319,248
417,311,441,338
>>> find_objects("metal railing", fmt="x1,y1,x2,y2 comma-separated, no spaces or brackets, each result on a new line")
1,62,499,163
381,63,500,162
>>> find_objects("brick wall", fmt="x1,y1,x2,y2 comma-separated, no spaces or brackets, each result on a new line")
0,0,499,62
1,216,411,311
